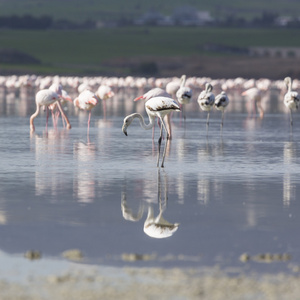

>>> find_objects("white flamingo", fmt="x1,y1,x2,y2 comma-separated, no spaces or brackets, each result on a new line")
214,91,229,129
134,87,172,138
284,76,299,127
176,75,192,121
197,82,215,134
74,89,100,133
122,96,180,167
96,85,115,118
30,89,71,132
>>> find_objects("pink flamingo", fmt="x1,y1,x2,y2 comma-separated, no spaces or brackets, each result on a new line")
30,89,71,132
74,89,100,134
96,85,115,118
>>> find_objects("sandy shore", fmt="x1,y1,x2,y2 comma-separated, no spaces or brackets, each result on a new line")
2,262,300,300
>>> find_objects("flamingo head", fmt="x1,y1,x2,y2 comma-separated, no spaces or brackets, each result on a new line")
284,77,292,89
122,115,134,136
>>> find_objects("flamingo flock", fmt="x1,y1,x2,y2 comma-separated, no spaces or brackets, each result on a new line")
0,73,297,167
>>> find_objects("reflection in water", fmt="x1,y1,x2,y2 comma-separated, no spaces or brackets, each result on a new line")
73,141,97,203
31,129,71,198
121,170,179,239
283,141,297,207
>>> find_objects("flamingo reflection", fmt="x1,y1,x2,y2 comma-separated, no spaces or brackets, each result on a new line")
121,169,179,239
283,141,297,207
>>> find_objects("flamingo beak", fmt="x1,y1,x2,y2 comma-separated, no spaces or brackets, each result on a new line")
134,95,144,102
122,124,128,136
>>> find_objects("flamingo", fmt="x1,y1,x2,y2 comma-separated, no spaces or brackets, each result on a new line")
30,89,71,132
176,75,192,121
241,87,264,119
197,82,215,134
283,76,299,127
122,96,180,167
96,85,115,118
214,91,229,129
134,87,172,138
48,84,73,127
74,89,100,133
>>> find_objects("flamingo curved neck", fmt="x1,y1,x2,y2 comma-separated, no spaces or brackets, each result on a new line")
132,113,155,130
180,75,186,88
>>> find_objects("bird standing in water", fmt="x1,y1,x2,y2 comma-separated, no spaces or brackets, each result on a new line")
74,89,100,134
283,76,299,127
122,96,180,168
176,75,192,122
214,91,229,130
197,82,215,135
30,89,71,132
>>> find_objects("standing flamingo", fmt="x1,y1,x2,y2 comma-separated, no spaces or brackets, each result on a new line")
214,91,229,130
96,85,115,118
241,87,264,119
283,76,299,127
122,96,180,167
30,89,71,132
176,75,192,121
197,82,215,134
74,89,100,134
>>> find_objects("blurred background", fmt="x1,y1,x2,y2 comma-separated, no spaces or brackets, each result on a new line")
0,0,300,79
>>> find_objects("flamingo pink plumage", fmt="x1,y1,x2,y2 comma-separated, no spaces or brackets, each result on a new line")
30,89,71,132
74,89,100,133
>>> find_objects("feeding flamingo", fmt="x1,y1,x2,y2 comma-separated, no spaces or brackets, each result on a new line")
134,87,172,138
30,89,71,132
122,96,180,167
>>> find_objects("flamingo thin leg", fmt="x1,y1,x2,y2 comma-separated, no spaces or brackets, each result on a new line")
206,112,210,135
56,101,71,129
160,117,169,168
157,120,164,167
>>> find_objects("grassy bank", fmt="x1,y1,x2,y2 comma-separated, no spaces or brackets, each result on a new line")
1,27,300,77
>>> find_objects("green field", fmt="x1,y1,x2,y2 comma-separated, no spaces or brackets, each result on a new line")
1,27,300,77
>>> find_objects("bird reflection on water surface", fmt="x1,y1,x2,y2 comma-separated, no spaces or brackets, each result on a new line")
121,169,179,239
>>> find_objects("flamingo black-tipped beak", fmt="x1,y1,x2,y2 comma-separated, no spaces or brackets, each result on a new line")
122,125,128,136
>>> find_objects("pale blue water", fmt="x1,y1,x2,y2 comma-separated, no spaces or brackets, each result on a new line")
0,88,300,276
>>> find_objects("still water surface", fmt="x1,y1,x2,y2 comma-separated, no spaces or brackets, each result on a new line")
0,91,300,276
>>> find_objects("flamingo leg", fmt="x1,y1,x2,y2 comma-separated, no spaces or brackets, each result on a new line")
165,114,172,139
56,101,71,129
87,110,92,136
157,119,164,167
160,117,169,168
289,109,293,127
206,112,210,136
46,107,49,131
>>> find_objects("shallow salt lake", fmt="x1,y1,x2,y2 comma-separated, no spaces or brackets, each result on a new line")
0,87,300,279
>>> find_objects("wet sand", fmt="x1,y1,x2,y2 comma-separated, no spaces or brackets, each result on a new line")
2,261,300,300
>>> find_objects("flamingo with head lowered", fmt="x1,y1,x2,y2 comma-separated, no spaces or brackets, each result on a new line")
122,96,180,168
30,88,71,132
